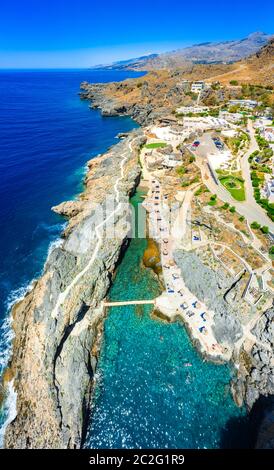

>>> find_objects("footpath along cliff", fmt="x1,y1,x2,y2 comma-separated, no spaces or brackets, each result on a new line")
3,130,145,448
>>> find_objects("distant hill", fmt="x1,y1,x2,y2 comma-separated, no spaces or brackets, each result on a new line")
158,32,272,65
91,32,272,70
200,37,274,86
90,53,159,70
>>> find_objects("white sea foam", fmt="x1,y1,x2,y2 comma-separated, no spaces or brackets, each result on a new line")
0,231,64,445
0,380,17,448
46,236,64,259
0,281,34,375
5,281,34,313
0,317,13,372
35,221,66,235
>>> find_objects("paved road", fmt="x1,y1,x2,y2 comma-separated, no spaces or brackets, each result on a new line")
240,119,257,203
195,126,274,233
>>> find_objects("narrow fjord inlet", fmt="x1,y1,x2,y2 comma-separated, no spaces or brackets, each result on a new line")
85,191,248,449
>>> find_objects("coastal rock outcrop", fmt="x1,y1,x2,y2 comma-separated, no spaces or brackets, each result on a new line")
4,130,143,448
79,81,171,126
233,307,274,410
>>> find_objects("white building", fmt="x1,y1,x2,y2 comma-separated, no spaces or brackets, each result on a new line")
265,179,274,203
221,129,238,138
228,99,258,109
177,105,209,115
191,81,205,93
163,156,181,168
219,110,243,123
254,117,273,130
151,125,190,142
183,116,228,131
263,127,274,143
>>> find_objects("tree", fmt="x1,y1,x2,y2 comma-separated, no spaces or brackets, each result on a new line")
229,206,236,213
261,226,269,234
251,221,261,230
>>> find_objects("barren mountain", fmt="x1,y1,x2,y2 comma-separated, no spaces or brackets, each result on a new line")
202,38,274,86
92,32,272,71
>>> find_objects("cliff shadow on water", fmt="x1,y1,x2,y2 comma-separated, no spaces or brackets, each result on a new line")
220,395,274,449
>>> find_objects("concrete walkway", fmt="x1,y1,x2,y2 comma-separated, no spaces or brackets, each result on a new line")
103,300,155,307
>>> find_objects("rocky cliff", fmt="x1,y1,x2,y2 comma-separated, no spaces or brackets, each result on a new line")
4,130,145,448
232,307,274,412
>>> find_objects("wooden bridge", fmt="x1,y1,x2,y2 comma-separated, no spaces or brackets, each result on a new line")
102,299,155,307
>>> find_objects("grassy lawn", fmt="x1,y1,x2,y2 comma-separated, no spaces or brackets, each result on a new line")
219,175,246,201
145,142,167,149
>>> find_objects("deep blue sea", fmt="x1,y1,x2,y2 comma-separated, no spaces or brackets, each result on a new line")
0,70,249,448
0,69,142,374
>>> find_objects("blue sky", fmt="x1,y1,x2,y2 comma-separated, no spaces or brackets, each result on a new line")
0,0,273,68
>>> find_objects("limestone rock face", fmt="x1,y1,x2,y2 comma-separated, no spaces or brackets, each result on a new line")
52,200,84,218
234,307,274,410
4,130,143,448
174,249,243,346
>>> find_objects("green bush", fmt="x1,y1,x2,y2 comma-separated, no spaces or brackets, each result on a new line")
176,166,187,176
229,206,236,213
261,226,269,234
269,246,274,256
251,221,261,230
194,187,203,196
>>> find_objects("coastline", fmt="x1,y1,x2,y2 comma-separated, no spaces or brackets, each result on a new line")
3,128,145,448
2,72,273,448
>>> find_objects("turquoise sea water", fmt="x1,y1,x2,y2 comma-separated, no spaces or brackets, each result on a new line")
85,192,250,449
